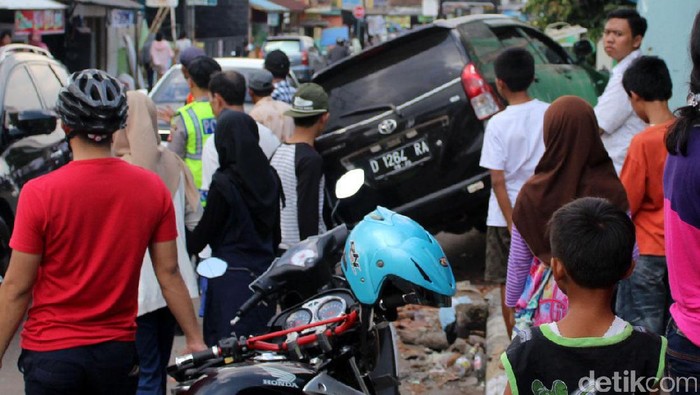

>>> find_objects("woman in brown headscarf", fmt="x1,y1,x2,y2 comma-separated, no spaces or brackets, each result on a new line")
112,91,202,394
504,96,629,332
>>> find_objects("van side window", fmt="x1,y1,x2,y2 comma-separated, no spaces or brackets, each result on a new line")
457,22,501,79
491,27,546,64
519,28,569,65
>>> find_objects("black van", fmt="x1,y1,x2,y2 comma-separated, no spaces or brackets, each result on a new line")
314,14,605,233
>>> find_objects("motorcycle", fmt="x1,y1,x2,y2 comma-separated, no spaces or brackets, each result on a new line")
167,171,456,395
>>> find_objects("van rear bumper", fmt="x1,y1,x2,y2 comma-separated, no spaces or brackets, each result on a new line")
394,171,490,233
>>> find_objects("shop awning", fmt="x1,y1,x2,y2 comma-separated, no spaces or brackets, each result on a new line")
0,0,66,10
250,0,287,13
73,0,142,9
268,0,306,12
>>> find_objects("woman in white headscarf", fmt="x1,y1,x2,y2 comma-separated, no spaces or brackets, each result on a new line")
112,91,202,395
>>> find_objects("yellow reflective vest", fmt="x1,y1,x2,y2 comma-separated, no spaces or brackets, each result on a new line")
177,101,216,189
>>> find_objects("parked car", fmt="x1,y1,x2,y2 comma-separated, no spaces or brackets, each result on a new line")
262,35,326,82
0,44,72,280
314,14,607,234
149,57,269,142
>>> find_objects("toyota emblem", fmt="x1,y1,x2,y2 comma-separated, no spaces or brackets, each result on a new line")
378,119,397,135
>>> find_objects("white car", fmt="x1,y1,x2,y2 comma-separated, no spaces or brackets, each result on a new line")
149,57,292,142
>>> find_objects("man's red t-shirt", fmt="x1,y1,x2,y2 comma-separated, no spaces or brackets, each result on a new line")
10,158,178,352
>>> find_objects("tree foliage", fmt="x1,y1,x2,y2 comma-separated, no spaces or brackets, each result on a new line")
523,0,635,42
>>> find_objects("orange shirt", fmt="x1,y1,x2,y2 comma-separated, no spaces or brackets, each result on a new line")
620,120,674,256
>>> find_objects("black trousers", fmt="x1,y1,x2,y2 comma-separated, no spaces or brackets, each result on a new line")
203,269,274,346
19,341,139,395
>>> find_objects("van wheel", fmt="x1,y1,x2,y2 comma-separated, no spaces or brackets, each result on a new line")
0,217,10,281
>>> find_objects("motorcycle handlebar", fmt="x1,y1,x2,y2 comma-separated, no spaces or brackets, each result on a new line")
169,310,359,375
169,346,221,372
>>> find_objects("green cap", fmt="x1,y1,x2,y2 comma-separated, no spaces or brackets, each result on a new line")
284,83,329,118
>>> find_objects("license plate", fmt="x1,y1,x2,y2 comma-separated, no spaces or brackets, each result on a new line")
368,139,431,179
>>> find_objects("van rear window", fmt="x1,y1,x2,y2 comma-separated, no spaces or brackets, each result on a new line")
319,30,466,131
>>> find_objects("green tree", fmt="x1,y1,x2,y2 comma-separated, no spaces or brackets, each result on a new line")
523,0,635,42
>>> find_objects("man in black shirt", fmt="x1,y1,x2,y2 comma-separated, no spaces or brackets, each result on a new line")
270,83,329,248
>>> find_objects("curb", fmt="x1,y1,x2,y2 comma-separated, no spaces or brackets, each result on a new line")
484,288,509,395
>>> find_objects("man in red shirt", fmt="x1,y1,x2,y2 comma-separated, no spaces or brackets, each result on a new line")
0,69,206,394
615,56,675,335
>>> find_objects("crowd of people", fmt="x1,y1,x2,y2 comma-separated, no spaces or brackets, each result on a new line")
1,5,700,395
481,7,700,395
0,37,327,393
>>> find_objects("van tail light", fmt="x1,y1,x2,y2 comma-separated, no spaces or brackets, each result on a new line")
301,50,309,66
461,63,502,120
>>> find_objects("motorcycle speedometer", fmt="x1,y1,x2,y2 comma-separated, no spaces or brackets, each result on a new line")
317,298,346,321
285,309,312,329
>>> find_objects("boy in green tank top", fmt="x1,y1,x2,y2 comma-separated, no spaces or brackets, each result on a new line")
502,197,666,395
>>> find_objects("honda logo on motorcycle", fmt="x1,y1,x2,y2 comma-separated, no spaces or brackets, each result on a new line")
378,119,397,135
261,366,299,389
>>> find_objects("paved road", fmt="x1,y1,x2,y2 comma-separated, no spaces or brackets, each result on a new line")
0,229,486,394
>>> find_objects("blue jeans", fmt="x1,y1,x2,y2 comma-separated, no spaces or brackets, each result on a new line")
19,341,138,395
135,307,176,395
666,318,700,394
615,255,670,334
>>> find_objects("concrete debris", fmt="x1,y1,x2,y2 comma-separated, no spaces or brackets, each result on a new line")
396,281,497,395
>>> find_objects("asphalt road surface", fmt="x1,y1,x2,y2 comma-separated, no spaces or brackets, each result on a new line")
0,229,486,394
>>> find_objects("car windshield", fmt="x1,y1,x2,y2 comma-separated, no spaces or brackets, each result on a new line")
151,69,190,104
263,40,301,55
152,66,259,104
319,30,465,132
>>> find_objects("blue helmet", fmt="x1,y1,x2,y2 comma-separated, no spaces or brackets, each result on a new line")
341,207,456,306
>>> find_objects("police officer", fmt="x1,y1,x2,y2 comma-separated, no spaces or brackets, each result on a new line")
168,56,222,203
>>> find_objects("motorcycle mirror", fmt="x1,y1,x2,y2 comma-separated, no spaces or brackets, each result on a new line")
197,257,227,279
335,169,365,199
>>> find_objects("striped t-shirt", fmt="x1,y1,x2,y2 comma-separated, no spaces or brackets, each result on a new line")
664,125,700,347
270,143,326,248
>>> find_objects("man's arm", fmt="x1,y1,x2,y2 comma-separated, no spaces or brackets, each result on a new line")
168,114,188,159
490,169,513,232
594,73,632,135
150,240,206,352
0,251,41,369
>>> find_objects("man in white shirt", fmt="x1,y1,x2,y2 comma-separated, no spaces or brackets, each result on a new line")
201,71,280,192
595,8,648,174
